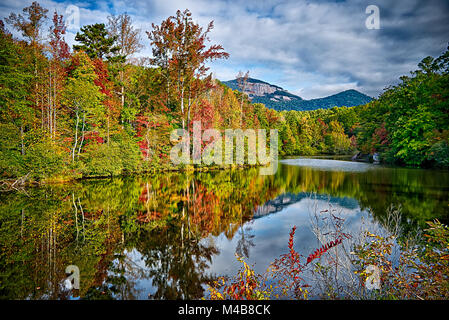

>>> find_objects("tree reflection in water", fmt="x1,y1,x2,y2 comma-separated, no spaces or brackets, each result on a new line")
0,161,448,299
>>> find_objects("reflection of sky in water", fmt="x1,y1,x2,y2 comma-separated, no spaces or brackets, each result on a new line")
254,193,360,218
109,249,158,300
202,197,376,278
118,192,390,299
280,158,376,172
120,196,378,299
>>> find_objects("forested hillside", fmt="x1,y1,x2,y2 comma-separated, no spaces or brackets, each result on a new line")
223,77,372,111
0,2,448,183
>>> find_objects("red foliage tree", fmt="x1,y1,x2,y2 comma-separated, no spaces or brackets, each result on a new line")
147,9,229,130
49,11,70,61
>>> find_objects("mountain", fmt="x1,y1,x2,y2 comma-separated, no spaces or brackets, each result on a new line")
222,77,373,111
294,89,374,111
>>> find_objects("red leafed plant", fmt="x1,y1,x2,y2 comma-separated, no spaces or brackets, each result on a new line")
270,225,346,299
306,238,343,265
270,226,307,298
208,212,351,300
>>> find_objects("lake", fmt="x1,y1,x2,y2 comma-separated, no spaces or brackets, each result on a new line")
1,158,448,299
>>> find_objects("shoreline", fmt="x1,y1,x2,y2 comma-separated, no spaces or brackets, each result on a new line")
2,153,447,191
0,163,263,190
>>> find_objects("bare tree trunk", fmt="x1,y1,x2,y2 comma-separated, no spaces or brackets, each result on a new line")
54,108,57,139
72,112,79,162
77,197,85,242
72,193,79,243
53,67,57,139
78,113,86,156
34,46,41,131
120,70,125,108
181,81,185,130
187,88,191,134
41,87,44,131
48,70,52,135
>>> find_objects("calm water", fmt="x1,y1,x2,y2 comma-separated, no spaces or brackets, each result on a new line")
1,158,448,299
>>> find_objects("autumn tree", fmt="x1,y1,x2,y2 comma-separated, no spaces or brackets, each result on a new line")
62,52,104,162
5,1,48,131
47,10,71,139
5,1,47,46
92,58,120,145
325,120,352,154
49,11,70,61
147,9,229,131
107,14,143,108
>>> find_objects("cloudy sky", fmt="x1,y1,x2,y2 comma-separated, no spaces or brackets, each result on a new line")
1,0,448,99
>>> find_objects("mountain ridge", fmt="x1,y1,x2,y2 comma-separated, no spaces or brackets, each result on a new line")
222,77,373,111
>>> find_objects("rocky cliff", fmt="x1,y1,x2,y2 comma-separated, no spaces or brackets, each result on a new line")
222,77,372,111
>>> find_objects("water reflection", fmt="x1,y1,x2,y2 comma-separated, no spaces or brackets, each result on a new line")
0,160,448,299
281,158,375,172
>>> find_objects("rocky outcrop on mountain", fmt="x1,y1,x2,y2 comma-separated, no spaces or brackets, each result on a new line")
222,77,372,111
244,81,280,96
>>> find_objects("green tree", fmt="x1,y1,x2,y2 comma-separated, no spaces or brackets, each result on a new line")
5,1,48,134
73,23,120,60
325,120,352,154
62,52,104,162
0,27,34,168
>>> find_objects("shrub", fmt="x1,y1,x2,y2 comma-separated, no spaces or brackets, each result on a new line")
0,124,23,178
111,133,141,173
427,140,449,168
24,139,67,180
81,142,122,177
80,134,141,177
207,254,272,300
353,220,449,300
